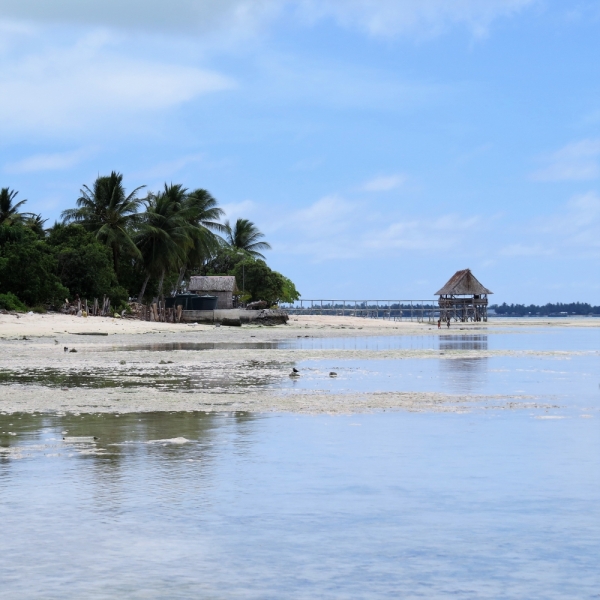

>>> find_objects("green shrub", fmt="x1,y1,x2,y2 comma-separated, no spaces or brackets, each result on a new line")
0,225,69,306
48,224,121,301
0,292,27,312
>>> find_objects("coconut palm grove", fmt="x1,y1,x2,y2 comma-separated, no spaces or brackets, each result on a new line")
0,173,299,312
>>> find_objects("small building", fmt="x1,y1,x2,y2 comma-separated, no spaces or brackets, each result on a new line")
188,276,239,310
435,269,493,322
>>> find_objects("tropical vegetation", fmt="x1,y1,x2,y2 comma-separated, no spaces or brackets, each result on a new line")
0,173,300,311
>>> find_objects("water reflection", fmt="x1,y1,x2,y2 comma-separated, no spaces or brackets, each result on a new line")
439,335,488,394
0,411,260,514
1,410,599,598
439,335,488,351
109,342,282,352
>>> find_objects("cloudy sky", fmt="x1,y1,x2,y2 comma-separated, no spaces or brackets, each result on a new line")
1,0,599,303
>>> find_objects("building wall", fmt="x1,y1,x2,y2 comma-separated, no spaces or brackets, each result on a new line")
212,291,233,309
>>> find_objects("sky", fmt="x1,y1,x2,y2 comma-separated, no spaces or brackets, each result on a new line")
1,0,599,304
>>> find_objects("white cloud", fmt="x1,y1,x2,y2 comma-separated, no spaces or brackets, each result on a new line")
361,174,407,192
292,195,357,237
221,200,257,222
3,148,92,174
296,0,536,38
275,195,483,260
0,32,235,135
530,139,600,182
362,213,480,252
541,192,600,251
252,56,447,112
0,0,535,38
499,192,600,258
0,2,281,36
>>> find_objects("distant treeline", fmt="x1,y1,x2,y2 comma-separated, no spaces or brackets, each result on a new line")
491,302,600,316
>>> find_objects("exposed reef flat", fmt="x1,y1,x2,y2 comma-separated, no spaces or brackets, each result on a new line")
0,313,596,415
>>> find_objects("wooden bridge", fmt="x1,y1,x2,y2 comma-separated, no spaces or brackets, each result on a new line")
279,300,439,323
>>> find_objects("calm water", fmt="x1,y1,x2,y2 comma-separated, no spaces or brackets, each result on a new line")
1,327,599,599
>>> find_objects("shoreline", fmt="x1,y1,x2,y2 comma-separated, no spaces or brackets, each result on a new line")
1,312,598,340
0,314,596,416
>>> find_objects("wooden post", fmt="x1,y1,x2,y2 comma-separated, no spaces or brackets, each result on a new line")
176,304,183,323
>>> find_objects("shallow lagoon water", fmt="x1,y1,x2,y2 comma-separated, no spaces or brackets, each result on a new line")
104,325,599,352
286,354,599,401
1,411,599,598
1,326,599,598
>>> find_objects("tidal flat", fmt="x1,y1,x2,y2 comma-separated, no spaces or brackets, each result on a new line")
1,315,599,598
0,313,597,414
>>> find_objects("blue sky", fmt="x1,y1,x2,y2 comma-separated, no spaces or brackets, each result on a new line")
1,0,599,303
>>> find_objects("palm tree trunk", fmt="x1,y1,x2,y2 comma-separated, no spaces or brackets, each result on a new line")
137,273,151,303
175,265,186,293
112,244,120,275
156,269,165,298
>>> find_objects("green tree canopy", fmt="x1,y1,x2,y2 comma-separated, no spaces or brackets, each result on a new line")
0,224,68,306
135,184,191,300
224,218,271,259
47,224,125,303
232,258,300,305
0,188,28,226
61,172,144,272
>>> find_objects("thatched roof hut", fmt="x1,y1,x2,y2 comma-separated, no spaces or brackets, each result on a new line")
435,269,492,297
188,276,239,309
435,269,492,322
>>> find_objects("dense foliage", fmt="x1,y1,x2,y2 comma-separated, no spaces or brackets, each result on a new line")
202,247,300,305
0,176,300,310
0,224,68,306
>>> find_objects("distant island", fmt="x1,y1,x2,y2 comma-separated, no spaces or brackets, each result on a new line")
490,302,600,317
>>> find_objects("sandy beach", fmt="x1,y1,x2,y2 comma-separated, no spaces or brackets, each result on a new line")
0,312,597,415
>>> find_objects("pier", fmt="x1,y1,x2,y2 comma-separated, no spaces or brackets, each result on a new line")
279,299,438,322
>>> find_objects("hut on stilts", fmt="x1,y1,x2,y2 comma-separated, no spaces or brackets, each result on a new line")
435,269,493,322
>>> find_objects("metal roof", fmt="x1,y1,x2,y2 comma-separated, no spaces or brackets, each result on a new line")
435,269,493,296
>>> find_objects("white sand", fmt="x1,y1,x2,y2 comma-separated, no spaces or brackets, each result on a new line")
1,311,598,339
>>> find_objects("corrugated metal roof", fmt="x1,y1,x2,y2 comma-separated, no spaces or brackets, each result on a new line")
188,276,239,293
435,269,493,296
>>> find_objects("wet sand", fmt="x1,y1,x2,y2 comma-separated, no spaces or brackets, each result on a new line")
0,313,597,414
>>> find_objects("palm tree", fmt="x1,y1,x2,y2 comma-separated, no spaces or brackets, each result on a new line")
224,218,271,259
175,188,226,291
135,184,192,302
0,188,28,225
23,213,48,238
61,172,144,272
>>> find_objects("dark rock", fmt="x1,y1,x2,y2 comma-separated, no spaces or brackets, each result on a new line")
221,318,242,327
